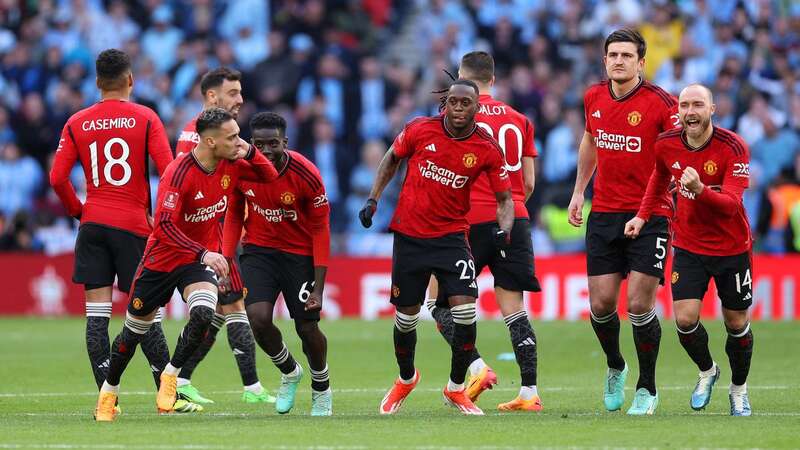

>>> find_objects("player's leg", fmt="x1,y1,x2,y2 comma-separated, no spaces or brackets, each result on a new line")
624,215,669,415
140,308,170,389
715,252,754,416
296,319,331,416
380,233,427,414
220,299,272,403
671,248,718,410
73,225,115,390
158,266,218,413
175,304,224,404
585,213,629,411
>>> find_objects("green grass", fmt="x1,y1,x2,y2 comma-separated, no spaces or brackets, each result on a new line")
0,318,797,449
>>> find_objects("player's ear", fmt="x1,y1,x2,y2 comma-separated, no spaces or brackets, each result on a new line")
710,103,716,116
489,75,495,87
127,73,133,88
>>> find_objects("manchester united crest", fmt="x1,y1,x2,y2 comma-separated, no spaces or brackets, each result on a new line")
703,160,717,175
627,111,642,126
671,272,679,284
463,153,477,168
221,174,231,190
132,298,143,310
281,191,296,205
391,285,400,298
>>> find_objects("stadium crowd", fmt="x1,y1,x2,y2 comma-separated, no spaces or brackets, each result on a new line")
1,0,799,255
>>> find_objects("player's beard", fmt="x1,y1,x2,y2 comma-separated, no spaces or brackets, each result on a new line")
682,114,712,139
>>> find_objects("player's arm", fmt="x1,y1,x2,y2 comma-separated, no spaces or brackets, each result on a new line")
495,189,514,233
625,155,671,238
222,187,246,258
685,151,749,217
49,125,83,219
306,186,331,312
147,114,175,175
522,118,537,201
359,145,403,228
568,130,597,226
234,141,279,182
153,176,228,277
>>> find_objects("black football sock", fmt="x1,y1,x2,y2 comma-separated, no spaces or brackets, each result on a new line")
726,323,754,386
590,309,626,371
676,321,714,372
449,304,477,386
85,302,112,389
178,312,224,381
630,309,661,395
310,364,330,392
393,311,419,381
504,310,538,386
428,300,482,366
139,310,170,389
225,312,259,386
171,303,215,369
106,314,153,386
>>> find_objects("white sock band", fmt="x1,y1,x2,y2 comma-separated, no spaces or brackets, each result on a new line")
676,321,701,334
269,343,290,365
211,312,225,329
394,311,419,333
154,308,164,323
86,302,112,318
124,312,154,335
590,309,617,323
451,303,477,325
310,365,329,383
629,309,657,327
503,310,528,327
225,311,249,325
728,323,751,338
187,289,217,311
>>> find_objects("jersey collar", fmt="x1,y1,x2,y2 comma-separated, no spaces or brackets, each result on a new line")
681,126,715,152
277,150,292,177
607,77,643,102
190,149,215,174
440,116,477,141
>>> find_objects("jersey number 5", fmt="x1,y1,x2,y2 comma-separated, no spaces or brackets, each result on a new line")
89,138,132,187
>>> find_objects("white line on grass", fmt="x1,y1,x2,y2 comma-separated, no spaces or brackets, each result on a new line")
5,411,800,417
0,445,781,450
0,385,795,398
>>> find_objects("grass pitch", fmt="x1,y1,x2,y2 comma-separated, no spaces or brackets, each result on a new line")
0,318,797,449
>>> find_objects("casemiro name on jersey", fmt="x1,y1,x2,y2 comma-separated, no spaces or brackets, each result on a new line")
82,117,137,131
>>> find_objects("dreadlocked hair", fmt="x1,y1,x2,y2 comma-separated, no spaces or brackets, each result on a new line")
434,75,479,112
433,69,457,111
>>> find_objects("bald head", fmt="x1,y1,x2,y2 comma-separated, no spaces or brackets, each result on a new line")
679,83,714,105
678,83,716,141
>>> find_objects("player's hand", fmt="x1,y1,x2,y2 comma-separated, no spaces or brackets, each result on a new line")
359,198,377,228
146,214,154,228
202,251,229,279
624,217,646,239
568,192,584,227
219,257,246,303
493,227,511,250
305,291,323,312
233,138,252,160
681,167,704,194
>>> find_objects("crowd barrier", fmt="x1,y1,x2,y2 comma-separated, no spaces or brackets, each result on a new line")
1,253,797,320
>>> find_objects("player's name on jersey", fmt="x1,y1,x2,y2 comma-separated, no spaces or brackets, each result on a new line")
419,159,468,189
179,130,200,143
478,104,508,116
184,196,228,223
251,201,297,222
594,128,641,152
81,117,137,131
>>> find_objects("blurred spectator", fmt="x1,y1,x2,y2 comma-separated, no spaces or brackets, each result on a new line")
542,106,581,185
751,118,800,182
737,94,787,145
0,211,42,251
11,92,58,165
0,142,43,218
141,6,183,73
639,4,683,79
356,55,396,141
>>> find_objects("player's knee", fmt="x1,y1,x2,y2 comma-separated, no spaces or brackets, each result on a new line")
245,307,273,333
295,320,319,338
394,311,419,333
188,304,215,329
674,315,699,332
724,315,749,333
124,311,154,335
626,295,654,315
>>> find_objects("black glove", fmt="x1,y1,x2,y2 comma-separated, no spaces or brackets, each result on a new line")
219,257,247,304
493,227,511,250
359,198,377,228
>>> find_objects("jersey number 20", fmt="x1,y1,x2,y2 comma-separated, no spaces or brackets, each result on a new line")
476,122,523,172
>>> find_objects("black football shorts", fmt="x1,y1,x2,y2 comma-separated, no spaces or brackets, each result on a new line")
239,244,319,321
391,231,478,308
670,247,753,311
586,211,670,284
73,223,146,293
436,218,540,307
127,262,218,316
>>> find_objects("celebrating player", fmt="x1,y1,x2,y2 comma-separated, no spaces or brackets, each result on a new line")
568,29,679,415
426,51,542,411
222,112,332,416
93,107,278,421
50,49,199,412
173,68,272,405
625,84,754,416
360,79,513,416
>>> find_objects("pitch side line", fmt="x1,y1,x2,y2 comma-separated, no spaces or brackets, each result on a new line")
4,411,800,418
0,385,796,398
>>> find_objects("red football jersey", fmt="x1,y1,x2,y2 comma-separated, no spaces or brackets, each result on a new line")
389,116,511,239
175,116,199,157
584,79,679,215
466,94,537,224
50,99,173,237
222,150,331,266
143,148,278,272
638,127,752,256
